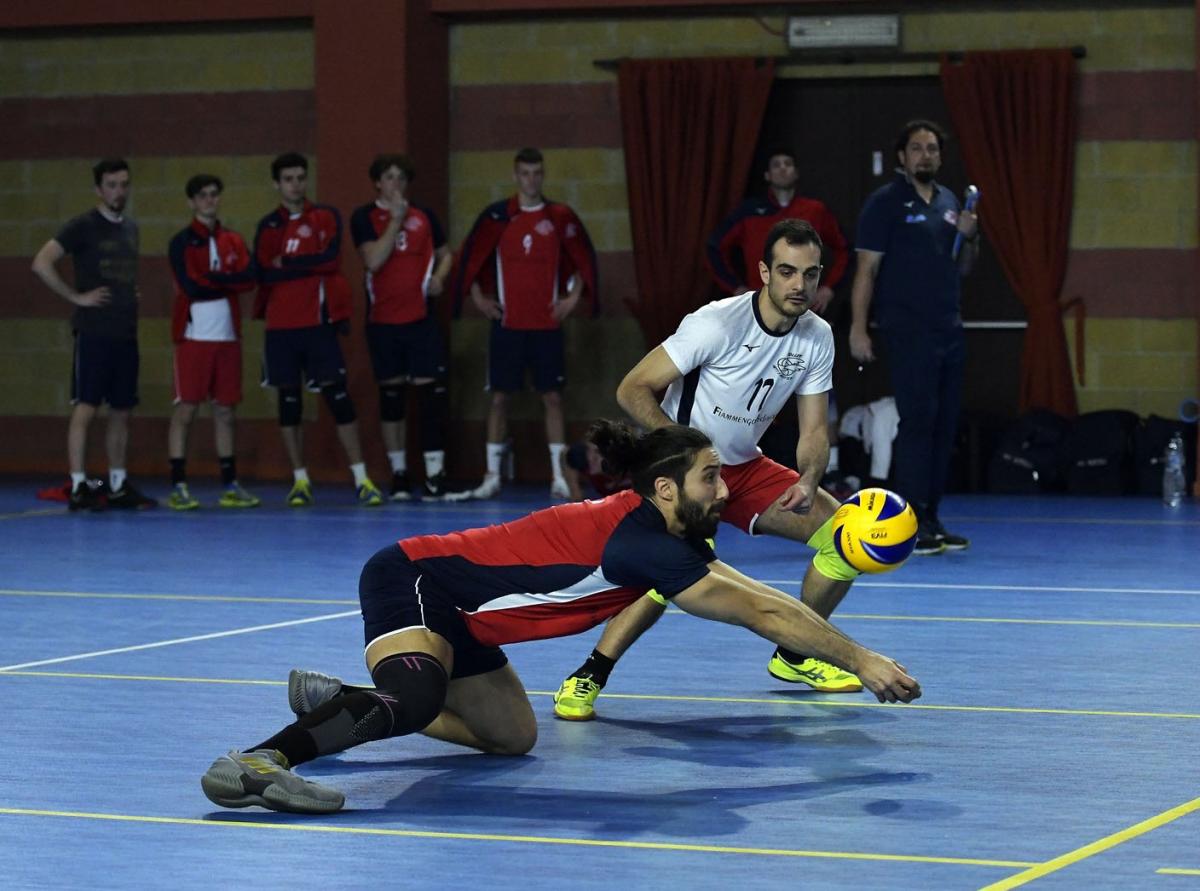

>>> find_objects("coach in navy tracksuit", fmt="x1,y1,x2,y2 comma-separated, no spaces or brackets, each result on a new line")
848,120,979,556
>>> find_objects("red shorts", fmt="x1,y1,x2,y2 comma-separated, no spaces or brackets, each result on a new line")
173,340,242,406
720,455,800,534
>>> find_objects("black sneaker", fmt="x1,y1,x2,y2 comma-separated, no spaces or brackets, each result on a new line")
422,471,472,503
931,517,969,550
913,521,946,556
389,471,412,502
68,480,107,512
106,481,157,510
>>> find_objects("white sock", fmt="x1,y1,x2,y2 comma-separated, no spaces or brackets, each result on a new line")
548,442,566,483
486,442,505,476
70,472,86,492
387,450,406,473
293,468,310,484
424,450,445,478
350,462,368,486
109,468,126,492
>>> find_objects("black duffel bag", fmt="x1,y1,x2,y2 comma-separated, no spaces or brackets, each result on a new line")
1064,409,1139,495
986,409,1071,494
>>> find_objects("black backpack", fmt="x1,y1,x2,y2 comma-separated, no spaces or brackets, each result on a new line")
1132,415,1196,496
986,409,1072,494
1064,410,1139,495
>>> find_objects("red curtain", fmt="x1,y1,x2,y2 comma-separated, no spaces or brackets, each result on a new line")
617,57,775,346
941,48,1080,416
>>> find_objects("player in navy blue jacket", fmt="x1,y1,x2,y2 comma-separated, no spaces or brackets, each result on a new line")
201,421,921,814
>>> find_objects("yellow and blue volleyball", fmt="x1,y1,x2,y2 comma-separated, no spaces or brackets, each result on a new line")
832,488,918,574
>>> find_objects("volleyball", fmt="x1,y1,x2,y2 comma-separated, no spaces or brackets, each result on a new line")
832,488,918,574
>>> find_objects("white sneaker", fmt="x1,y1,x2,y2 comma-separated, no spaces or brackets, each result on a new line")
550,478,570,500
471,474,502,500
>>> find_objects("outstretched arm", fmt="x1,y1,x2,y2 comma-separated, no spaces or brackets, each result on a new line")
673,566,920,703
615,345,684,431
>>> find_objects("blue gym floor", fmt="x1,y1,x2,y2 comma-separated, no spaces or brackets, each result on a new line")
1,481,1197,890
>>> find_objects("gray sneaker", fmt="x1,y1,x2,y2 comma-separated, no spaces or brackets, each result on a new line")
288,668,343,717
200,749,344,814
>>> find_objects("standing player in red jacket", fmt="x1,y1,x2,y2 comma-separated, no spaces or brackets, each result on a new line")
253,153,382,507
706,148,849,317
165,174,260,510
350,154,466,503
451,147,598,501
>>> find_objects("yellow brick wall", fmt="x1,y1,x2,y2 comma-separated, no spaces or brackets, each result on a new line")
1068,319,1199,417
0,156,305,258
0,24,314,98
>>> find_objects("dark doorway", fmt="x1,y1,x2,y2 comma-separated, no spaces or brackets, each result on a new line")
752,75,1024,421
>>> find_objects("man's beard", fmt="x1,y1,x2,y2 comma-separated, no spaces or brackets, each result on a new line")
913,169,934,184
678,492,722,539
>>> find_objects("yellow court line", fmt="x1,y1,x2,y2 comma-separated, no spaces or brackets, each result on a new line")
0,589,355,605
0,806,1035,867
2,590,1195,630
0,508,65,521
4,670,1199,720
1158,868,1200,876
980,796,1200,890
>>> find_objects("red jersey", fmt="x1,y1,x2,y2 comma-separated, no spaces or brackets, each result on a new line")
398,490,714,646
252,201,352,330
167,219,255,343
451,196,598,331
706,192,849,294
350,202,446,325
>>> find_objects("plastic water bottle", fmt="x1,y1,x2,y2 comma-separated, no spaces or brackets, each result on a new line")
1162,432,1185,507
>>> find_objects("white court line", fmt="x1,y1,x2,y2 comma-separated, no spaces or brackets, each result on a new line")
761,580,1200,596
0,610,358,672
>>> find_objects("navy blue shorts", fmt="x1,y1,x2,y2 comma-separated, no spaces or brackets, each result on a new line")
366,318,447,382
72,332,139,409
262,325,347,390
358,545,508,680
487,323,565,393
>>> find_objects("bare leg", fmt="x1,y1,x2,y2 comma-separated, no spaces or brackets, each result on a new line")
169,402,198,460
335,421,364,466
754,487,850,618
280,425,304,470
486,391,507,444
106,409,130,471
541,389,564,445
212,403,235,457
68,403,97,475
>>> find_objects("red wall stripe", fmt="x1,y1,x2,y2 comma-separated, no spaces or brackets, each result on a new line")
451,83,621,151
1077,70,1195,141
0,91,314,160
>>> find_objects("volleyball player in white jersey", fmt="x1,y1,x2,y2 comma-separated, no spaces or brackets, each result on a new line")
554,219,867,720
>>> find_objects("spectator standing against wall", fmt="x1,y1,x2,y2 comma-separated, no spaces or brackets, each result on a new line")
451,147,597,501
31,158,156,511
253,152,383,508
165,174,260,510
849,120,979,555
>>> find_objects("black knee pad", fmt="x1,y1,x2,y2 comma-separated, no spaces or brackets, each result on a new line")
320,381,357,425
416,381,447,451
365,652,448,738
379,384,406,423
278,388,303,427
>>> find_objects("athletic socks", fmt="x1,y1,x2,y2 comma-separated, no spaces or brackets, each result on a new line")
109,468,126,492
350,462,368,486
218,456,237,488
293,468,310,484
70,472,86,492
388,450,407,474
423,450,445,478
569,649,616,688
548,442,567,486
170,458,186,486
485,442,505,477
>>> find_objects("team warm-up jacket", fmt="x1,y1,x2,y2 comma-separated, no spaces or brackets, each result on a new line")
450,195,598,330
706,193,849,294
252,201,352,329
397,490,714,647
350,202,446,325
167,219,256,343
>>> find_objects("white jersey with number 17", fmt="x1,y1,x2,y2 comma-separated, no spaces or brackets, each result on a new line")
659,291,834,465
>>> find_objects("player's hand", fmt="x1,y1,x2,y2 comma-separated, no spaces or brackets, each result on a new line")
776,480,814,514
956,210,979,240
849,326,875,363
427,276,445,297
855,651,921,703
551,293,580,322
471,291,502,320
388,197,409,218
74,287,110,307
810,285,835,316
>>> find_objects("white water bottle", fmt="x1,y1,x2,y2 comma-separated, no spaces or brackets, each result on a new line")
1162,432,1185,507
